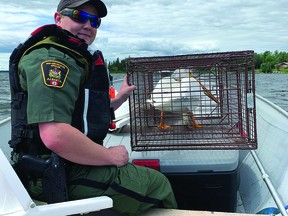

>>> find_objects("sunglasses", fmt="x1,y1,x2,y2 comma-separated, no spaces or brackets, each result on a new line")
60,9,101,28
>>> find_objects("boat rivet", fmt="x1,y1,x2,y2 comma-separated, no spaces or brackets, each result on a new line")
30,203,36,208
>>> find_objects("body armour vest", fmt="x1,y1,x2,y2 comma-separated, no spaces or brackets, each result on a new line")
9,24,111,159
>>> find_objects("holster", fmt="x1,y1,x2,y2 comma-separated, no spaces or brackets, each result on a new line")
20,152,68,203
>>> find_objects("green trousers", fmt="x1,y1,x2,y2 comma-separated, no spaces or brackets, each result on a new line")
66,163,177,215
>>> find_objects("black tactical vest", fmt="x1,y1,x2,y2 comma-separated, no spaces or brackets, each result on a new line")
9,24,111,159
71,50,111,144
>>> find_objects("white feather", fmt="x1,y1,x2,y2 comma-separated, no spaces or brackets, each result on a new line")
148,69,215,113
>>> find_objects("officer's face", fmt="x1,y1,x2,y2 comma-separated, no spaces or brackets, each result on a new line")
55,3,97,45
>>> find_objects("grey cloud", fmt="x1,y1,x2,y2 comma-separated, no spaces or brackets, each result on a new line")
0,0,287,65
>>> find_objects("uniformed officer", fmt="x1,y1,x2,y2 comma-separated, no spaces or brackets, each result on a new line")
10,0,177,215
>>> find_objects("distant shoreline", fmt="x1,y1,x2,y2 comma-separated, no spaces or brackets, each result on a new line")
0,71,8,73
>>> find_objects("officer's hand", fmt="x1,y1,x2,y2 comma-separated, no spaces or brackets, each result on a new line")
108,145,129,167
118,75,136,101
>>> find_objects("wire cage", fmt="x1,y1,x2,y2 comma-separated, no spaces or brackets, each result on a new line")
126,51,257,151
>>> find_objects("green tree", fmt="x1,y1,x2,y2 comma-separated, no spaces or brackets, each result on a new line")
254,53,262,69
108,58,127,73
277,51,288,63
107,50,288,73
254,50,288,73
260,62,272,73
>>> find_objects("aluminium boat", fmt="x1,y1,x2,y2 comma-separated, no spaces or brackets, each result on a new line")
0,79,288,216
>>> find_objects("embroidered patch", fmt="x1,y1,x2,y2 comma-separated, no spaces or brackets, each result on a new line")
41,61,69,88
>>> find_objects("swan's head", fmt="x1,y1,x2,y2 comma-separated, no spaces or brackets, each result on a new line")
172,68,195,81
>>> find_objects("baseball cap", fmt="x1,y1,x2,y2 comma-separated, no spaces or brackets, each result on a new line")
57,0,107,17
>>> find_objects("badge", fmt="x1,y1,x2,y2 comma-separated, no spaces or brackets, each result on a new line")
41,60,69,88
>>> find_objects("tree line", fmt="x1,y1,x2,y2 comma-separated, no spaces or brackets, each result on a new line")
107,51,288,74
254,51,288,73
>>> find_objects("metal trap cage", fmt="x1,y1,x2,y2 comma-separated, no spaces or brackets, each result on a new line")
126,51,257,151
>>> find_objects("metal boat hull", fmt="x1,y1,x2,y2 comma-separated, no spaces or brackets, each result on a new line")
1,94,287,215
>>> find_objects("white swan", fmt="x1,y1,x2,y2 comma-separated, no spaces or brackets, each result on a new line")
147,68,220,129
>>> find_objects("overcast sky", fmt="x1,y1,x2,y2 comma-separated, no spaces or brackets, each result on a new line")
0,0,287,70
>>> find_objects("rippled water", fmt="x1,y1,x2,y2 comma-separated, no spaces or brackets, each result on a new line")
0,73,125,121
0,72,10,121
1,72,288,121
255,73,288,112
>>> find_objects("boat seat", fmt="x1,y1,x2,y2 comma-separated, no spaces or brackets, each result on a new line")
0,148,113,216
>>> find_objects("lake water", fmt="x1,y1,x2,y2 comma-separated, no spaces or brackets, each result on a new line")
1,72,288,121
0,72,11,121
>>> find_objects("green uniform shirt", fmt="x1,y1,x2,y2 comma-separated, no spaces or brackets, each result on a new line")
19,46,86,125
17,38,178,216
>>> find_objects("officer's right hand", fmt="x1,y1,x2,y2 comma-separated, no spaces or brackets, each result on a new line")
108,145,129,167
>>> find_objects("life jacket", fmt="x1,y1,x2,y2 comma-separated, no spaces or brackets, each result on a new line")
9,24,112,159
71,47,112,144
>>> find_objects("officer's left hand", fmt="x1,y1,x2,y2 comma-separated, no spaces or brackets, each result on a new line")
118,75,136,101
107,145,129,167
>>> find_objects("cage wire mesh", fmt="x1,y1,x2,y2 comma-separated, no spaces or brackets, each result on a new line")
126,51,257,151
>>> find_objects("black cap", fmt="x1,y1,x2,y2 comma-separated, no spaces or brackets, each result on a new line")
57,0,107,17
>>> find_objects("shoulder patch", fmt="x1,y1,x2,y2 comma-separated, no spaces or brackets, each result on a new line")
41,60,69,88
